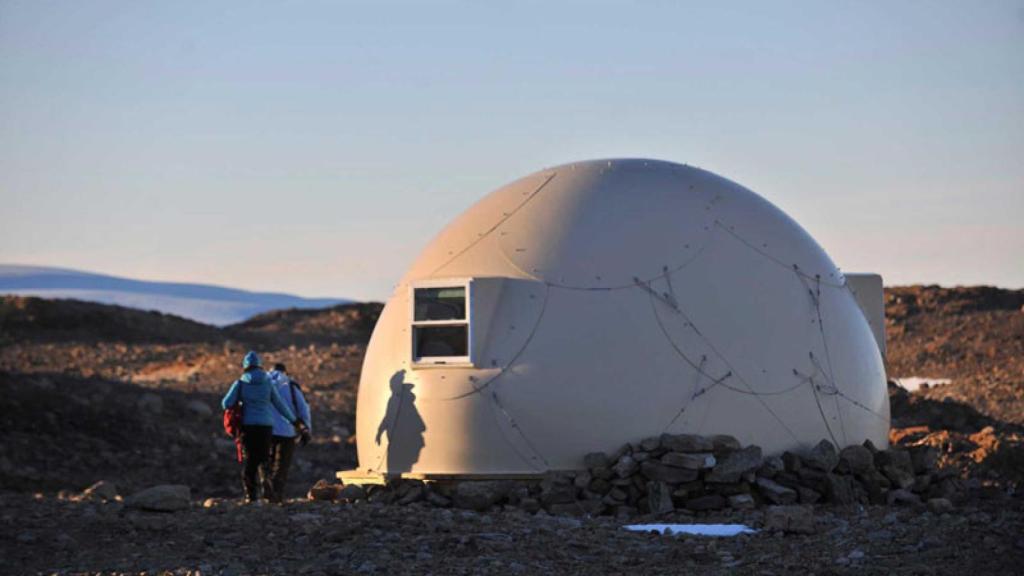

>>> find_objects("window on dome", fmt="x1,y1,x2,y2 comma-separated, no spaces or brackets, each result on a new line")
411,280,473,366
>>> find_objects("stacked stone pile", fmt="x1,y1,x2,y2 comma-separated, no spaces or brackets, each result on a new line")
312,434,964,517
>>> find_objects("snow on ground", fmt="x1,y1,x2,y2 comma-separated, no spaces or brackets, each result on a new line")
623,524,757,537
894,377,952,393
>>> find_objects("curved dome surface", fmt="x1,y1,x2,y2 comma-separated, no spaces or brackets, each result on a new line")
356,159,889,476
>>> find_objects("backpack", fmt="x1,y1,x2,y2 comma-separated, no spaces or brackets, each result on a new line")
223,381,245,462
288,379,302,418
287,378,311,446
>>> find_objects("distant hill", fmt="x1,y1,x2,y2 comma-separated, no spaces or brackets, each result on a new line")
0,295,382,347
227,302,383,348
0,295,223,344
0,265,348,325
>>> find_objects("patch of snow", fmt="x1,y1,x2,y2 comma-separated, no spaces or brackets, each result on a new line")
894,377,952,393
624,523,757,537
0,265,348,325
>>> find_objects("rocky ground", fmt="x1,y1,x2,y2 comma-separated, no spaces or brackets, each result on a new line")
3,491,1022,575
0,286,1022,575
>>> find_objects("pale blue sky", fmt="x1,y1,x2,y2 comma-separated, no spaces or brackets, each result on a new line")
2,1,1021,300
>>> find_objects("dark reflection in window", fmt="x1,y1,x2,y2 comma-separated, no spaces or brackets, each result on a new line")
415,325,468,358
414,287,466,321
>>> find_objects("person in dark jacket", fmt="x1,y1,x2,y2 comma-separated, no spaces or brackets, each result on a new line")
221,351,306,503
263,363,312,503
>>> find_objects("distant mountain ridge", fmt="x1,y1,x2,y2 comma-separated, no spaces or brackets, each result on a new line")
0,265,349,325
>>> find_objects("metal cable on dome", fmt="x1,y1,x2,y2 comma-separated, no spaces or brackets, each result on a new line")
440,283,551,401
796,361,889,422
717,221,846,288
808,373,841,447
430,172,557,277
640,275,801,444
490,390,549,469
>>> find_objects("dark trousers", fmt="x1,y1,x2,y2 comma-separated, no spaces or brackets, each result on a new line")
241,425,273,500
263,435,297,503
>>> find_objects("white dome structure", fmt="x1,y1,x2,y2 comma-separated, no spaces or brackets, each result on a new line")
349,159,889,480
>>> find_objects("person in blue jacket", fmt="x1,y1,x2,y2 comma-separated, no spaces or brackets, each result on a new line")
262,363,312,503
222,351,307,503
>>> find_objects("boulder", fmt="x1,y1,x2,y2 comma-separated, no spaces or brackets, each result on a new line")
782,451,803,472
797,486,821,505
613,455,639,479
125,484,190,512
838,445,875,476
646,482,674,515
81,480,117,502
308,480,342,501
773,471,801,490
875,449,914,478
823,473,856,505
660,433,714,453
887,489,922,507
640,461,699,484
588,478,612,494
804,439,839,472
756,477,797,504
669,480,705,503
573,471,593,490
685,494,726,511
706,446,762,483
764,505,815,534
604,488,628,504
857,471,887,505
397,485,423,505
714,481,749,496
661,452,715,470
639,437,662,452
728,494,756,510
797,467,826,488
758,456,784,478
453,481,510,511
881,465,916,490
710,435,742,452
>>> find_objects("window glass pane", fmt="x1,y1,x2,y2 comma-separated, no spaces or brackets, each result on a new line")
414,325,468,358
414,286,466,321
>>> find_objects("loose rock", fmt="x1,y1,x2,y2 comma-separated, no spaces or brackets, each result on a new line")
804,439,839,472
706,446,763,483
125,484,190,512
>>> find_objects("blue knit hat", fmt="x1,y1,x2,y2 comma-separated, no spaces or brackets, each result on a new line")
242,350,262,369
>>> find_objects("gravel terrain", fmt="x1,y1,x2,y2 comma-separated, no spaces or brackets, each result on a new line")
1,287,1022,575
3,491,1022,575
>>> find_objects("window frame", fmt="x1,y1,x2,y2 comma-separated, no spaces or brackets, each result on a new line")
409,278,474,368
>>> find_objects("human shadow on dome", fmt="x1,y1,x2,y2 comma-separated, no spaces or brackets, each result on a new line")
374,370,426,474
